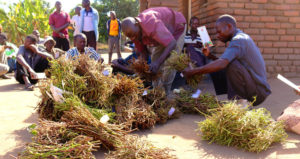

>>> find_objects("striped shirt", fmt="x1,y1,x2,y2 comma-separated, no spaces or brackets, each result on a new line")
66,47,101,61
184,31,202,52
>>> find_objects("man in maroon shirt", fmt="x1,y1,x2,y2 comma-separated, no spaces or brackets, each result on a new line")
122,7,186,97
49,1,71,51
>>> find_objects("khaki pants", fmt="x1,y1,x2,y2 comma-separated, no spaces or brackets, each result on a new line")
149,25,186,95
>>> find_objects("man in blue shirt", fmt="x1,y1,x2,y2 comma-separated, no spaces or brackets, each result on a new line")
80,0,99,50
183,14,271,106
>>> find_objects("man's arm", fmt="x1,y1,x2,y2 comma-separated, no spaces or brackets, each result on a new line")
182,58,229,79
149,40,176,74
28,45,54,60
111,60,134,74
56,22,70,32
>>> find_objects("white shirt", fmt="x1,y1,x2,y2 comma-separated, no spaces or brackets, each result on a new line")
83,12,94,32
71,15,81,35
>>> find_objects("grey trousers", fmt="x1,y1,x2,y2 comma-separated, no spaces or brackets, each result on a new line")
226,60,271,106
108,36,121,63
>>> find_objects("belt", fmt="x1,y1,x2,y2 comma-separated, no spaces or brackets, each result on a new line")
109,35,119,37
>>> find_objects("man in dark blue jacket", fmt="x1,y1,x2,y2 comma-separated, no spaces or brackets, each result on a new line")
106,11,122,64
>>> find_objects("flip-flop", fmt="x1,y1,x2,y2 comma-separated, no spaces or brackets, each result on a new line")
25,84,35,91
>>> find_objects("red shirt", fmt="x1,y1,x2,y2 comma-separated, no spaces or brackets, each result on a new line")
134,7,186,53
49,11,70,38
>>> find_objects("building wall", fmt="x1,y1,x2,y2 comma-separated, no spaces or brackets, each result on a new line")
140,0,300,78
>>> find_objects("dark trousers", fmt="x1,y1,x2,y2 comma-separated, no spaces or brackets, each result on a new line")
54,37,70,51
226,60,271,106
82,31,97,50
15,58,49,84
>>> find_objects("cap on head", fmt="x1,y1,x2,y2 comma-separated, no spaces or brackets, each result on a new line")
44,36,56,45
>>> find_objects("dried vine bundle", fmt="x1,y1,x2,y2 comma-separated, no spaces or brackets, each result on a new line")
143,88,181,124
19,120,100,159
19,135,99,159
131,58,161,82
105,135,177,159
175,89,219,114
197,101,288,152
165,51,202,88
115,97,157,130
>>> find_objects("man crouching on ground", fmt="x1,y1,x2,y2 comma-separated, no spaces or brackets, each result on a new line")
183,14,271,106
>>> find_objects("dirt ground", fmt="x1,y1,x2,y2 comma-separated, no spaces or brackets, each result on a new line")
1,53,300,159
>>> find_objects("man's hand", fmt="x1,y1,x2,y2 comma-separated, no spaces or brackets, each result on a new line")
295,86,300,96
182,67,195,79
28,68,38,79
28,44,39,54
202,44,211,57
149,61,160,74
59,33,66,38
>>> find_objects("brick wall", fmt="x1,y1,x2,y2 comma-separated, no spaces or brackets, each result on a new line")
140,0,300,78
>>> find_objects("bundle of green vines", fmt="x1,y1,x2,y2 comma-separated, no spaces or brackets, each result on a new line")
165,51,202,88
197,101,288,152
175,89,219,114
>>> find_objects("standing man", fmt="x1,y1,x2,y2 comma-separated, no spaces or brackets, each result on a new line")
182,14,271,106
121,7,186,97
49,1,71,51
107,11,122,64
80,0,99,50
71,6,82,36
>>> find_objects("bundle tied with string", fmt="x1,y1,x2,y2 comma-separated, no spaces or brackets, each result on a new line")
130,58,161,82
175,89,220,114
165,50,203,88
143,88,181,124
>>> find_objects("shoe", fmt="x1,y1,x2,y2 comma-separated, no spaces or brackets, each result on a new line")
1,74,11,79
236,99,251,109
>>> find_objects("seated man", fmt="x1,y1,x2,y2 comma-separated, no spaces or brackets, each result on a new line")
0,33,19,74
183,16,227,95
43,36,65,59
15,35,54,90
183,14,271,106
32,30,45,45
66,33,102,62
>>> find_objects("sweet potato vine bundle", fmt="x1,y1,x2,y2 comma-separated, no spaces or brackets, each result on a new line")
143,88,181,124
131,58,161,82
105,135,177,159
175,89,219,114
165,51,202,88
197,101,288,152
18,120,100,159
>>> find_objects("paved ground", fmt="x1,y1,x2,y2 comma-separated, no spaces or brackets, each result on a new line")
1,53,300,159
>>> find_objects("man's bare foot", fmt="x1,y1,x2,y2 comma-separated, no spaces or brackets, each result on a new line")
25,84,34,91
